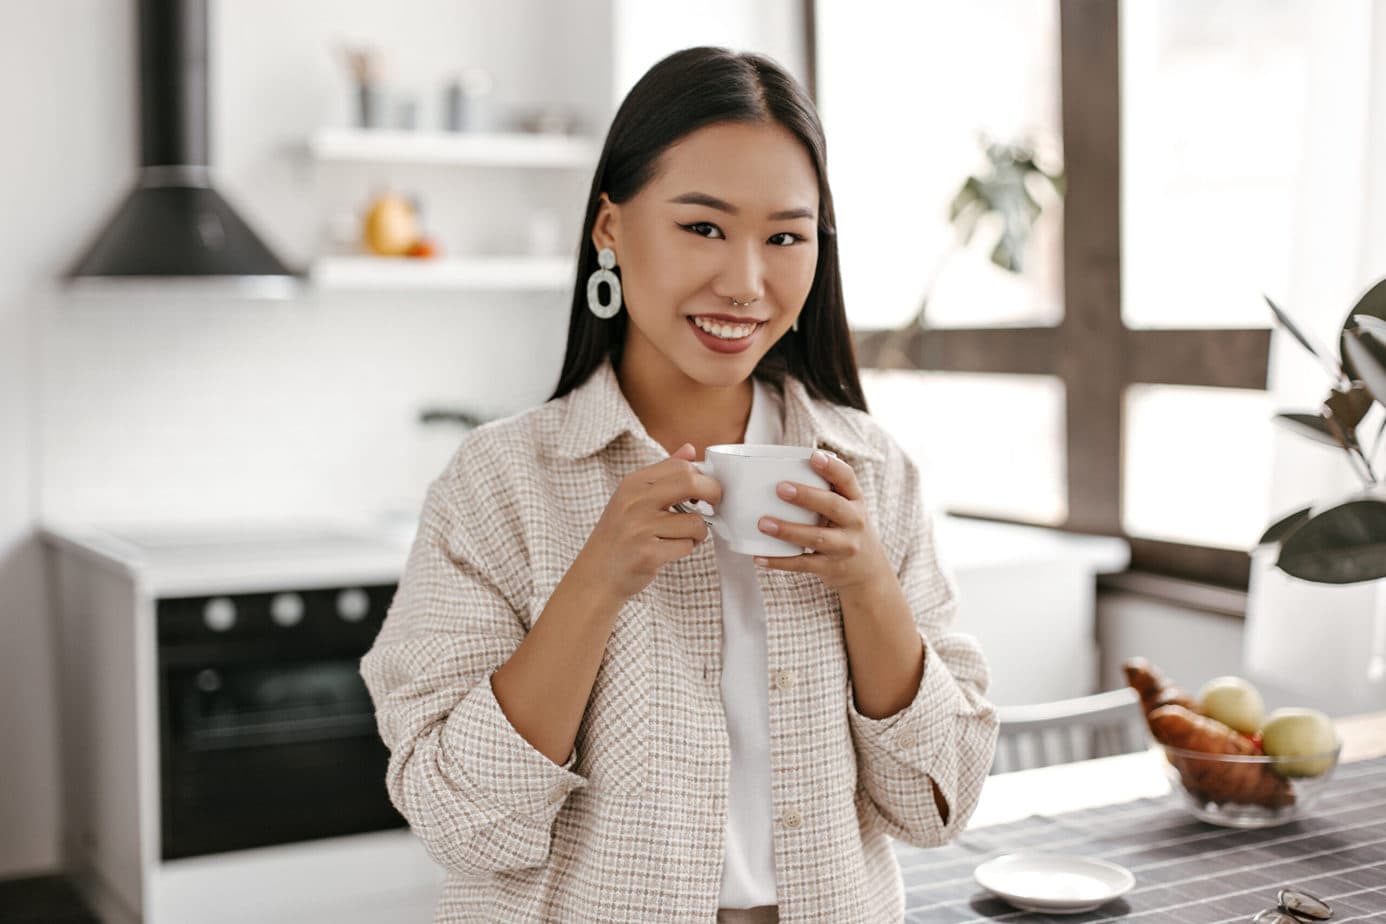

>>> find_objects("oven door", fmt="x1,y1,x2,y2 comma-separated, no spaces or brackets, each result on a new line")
160,658,405,860
157,587,407,861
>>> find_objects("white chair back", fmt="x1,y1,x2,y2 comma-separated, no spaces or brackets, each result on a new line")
992,687,1145,774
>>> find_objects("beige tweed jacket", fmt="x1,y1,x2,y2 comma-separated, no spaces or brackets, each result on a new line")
360,357,998,923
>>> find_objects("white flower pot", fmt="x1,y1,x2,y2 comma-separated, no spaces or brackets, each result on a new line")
1244,548,1386,714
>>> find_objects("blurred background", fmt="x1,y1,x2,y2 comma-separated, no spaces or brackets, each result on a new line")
2,1,1385,920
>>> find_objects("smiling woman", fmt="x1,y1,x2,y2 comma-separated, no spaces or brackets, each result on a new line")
360,46,998,924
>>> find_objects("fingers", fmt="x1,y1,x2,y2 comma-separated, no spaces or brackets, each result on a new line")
758,516,852,557
773,481,860,528
809,449,863,502
654,510,709,542
639,461,721,511
653,535,697,565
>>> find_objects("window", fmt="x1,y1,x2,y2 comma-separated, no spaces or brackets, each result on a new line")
814,0,1068,524
814,0,1279,590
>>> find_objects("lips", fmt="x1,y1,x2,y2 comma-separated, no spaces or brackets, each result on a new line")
688,313,769,324
687,316,763,354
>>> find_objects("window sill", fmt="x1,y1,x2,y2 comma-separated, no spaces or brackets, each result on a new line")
1097,570,1247,619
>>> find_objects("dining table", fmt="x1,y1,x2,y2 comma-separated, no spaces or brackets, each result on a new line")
892,710,1386,922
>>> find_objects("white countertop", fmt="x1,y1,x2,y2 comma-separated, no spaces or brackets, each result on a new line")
39,518,415,596
936,515,1130,574
39,513,1128,598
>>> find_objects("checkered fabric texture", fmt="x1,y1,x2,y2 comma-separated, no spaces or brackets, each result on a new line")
360,357,999,923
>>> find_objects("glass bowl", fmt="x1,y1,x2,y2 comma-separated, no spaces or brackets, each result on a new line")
1160,741,1341,828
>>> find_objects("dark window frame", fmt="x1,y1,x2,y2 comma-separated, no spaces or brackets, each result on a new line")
809,0,1270,593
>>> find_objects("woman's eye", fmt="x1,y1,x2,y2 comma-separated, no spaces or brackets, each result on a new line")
681,223,804,247
681,222,723,239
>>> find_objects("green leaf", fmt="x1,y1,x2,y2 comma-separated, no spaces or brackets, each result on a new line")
948,178,983,222
1343,329,1386,408
990,235,1020,273
1257,505,1313,546
1277,497,1386,584
1273,412,1350,449
1340,277,1386,382
1265,295,1343,383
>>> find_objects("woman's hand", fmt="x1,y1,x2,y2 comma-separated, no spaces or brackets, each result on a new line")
753,450,893,594
574,443,722,603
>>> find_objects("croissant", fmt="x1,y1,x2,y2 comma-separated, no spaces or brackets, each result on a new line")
1148,705,1294,809
1122,656,1197,733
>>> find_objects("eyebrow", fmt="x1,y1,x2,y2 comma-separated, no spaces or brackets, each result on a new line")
667,191,815,222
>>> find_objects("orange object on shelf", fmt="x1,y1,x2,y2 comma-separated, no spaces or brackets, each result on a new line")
363,194,420,256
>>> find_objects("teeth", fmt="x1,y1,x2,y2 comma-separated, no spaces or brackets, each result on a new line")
692,316,758,340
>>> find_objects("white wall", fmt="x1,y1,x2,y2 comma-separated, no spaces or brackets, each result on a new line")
611,0,805,103
0,0,136,877
1,0,805,880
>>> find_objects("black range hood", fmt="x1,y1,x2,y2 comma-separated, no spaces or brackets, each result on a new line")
67,0,297,287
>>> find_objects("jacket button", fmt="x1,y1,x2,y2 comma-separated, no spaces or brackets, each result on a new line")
898,731,918,749
774,669,797,691
782,807,803,829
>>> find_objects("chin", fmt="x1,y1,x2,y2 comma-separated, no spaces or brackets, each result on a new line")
681,352,761,385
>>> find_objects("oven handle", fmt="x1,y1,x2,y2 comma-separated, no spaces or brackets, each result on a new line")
179,711,380,751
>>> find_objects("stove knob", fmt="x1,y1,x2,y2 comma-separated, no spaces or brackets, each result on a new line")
337,588,370,623
204,597,237,632
270,592,305,628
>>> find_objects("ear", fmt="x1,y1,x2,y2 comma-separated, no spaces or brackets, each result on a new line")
590,193,620,255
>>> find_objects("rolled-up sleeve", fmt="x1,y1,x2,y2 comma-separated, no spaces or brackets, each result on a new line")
846,441,998,848
360,451,587,876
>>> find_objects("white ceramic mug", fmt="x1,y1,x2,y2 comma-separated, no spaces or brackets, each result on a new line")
673,444,834,557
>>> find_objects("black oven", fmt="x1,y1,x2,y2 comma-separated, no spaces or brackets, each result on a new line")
157,584,405,860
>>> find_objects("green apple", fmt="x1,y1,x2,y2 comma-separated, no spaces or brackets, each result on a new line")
1196,676,1265,735
1259,708,1338,777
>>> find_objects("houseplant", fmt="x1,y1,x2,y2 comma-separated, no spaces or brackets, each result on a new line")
1258,277,1386,584
865,136,1063,368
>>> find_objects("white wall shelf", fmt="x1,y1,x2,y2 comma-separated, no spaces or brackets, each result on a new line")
309,129,601,168
310,255,575,292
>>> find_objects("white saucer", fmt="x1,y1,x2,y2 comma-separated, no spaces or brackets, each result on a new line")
974,852,1135,914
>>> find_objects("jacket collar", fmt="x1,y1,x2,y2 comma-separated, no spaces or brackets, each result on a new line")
555,356,884,466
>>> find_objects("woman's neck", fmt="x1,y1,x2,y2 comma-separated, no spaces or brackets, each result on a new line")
616,349,754,459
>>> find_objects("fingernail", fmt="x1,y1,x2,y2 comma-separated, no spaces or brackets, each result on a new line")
753,557,769,566
759,517,779,535
811,450,829,466
776,482,796,499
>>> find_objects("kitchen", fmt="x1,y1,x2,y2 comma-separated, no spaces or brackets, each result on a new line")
4,1,1386,922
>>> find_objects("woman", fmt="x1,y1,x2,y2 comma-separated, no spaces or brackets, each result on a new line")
361,46,997,924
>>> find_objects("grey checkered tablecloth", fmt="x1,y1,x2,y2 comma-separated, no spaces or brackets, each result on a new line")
892,755,1386,922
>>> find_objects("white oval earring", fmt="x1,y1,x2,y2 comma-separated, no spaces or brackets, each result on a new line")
586,247,622,319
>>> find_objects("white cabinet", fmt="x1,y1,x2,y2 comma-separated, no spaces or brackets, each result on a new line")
938,516,1130,706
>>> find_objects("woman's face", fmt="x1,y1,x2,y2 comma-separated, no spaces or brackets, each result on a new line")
591,120,821,388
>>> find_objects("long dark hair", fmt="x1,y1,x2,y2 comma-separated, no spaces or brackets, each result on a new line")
547,46,867,413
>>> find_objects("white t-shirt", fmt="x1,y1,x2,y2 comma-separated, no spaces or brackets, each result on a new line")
715,375,785,909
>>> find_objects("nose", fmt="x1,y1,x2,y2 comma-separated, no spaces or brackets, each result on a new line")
713,239,766,305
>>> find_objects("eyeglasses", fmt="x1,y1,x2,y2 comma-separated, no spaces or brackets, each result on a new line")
1250,887,1332,922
